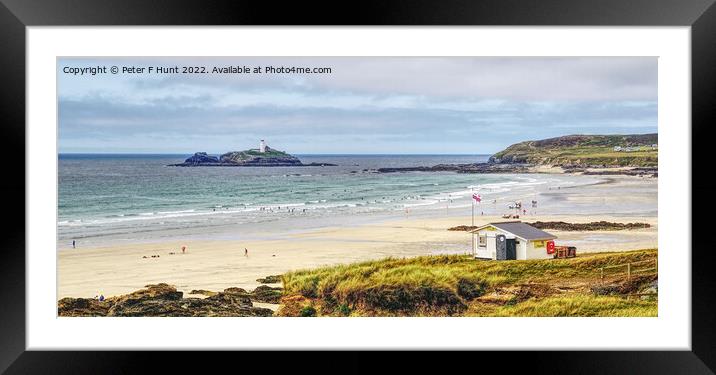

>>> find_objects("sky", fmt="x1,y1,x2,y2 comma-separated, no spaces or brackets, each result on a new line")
57,57,657,154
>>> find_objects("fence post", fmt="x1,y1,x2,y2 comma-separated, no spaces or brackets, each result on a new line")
627,263,631,280
600,268,604,284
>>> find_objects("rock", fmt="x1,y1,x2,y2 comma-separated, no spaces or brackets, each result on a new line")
58,297,110,317
251,285,283,303
301,162,338,167
375,163,531,174
182,152,219,165
448,225,479,232
188,289,217,297
106,283,184,316
526,221,651,231
59,283,273,317
222,287,248,295
256,275,282,284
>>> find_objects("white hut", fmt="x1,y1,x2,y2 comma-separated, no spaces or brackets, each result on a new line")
471,221,557,260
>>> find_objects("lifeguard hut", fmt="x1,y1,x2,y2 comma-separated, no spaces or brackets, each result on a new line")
470,221,557,260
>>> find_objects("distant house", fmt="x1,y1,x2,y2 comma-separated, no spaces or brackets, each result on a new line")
651,144,658,149
470,221,557,260
613,146,622,152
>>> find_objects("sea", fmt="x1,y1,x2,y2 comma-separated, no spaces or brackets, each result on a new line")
58,154,656,248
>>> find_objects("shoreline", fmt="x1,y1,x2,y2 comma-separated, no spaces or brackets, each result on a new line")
58,172,657,299
57,172,653,249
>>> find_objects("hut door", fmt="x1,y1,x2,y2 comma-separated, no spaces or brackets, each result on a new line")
496,235,507,260
506,239,517,260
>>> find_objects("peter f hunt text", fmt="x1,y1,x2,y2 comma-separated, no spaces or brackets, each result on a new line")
62,65,333,76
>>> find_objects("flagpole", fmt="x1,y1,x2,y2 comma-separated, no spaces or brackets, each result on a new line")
471,189,475,227
471,189,475,257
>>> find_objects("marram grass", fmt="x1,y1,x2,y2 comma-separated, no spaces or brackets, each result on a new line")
278,249,657,317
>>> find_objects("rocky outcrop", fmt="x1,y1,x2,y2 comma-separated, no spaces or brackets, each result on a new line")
58,297,111,317
58,283,274,317
375,163,532,174
182,152,219,165
447,225,479,232
251,285,283,303
256,275,282,284
526,221,651,231
447,221,651,232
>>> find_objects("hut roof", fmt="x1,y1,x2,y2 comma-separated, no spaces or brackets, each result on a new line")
471,221,557,241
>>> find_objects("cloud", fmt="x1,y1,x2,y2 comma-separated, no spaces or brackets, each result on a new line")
57,57,657,153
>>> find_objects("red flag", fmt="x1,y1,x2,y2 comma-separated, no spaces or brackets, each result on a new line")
472,193,481,202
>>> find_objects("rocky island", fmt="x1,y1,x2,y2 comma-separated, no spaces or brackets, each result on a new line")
170,140,336,167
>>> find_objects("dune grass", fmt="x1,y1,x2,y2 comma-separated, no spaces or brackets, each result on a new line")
278,249,657,317
479,294,657,317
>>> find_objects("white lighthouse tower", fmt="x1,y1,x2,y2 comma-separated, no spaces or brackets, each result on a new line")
259,139,266,153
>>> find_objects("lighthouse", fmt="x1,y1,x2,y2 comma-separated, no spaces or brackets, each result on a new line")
259,140,266,153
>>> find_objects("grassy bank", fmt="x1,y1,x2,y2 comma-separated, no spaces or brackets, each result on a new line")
277,249,657,317
490,134,658,167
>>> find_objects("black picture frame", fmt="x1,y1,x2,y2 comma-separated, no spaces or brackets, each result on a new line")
1,0,713,373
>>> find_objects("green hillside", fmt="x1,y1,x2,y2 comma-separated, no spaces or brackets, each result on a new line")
489,134,658,167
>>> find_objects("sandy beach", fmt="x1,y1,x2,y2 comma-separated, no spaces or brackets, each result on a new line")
58,179,657,299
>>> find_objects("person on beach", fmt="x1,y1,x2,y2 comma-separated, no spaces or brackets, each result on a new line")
244,248,248,257
72,240,75,249
181,245,186,254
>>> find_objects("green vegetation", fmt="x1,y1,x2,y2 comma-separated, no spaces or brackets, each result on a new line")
470,294,657,317
242,149,289,157
490,134,658,167
277,249,657,317
222,148,290,161
299,305,317,317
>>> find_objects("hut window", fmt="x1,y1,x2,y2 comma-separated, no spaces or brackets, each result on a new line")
478,235,487,247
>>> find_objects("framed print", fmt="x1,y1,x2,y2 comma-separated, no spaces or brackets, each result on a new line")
2,0,715,373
